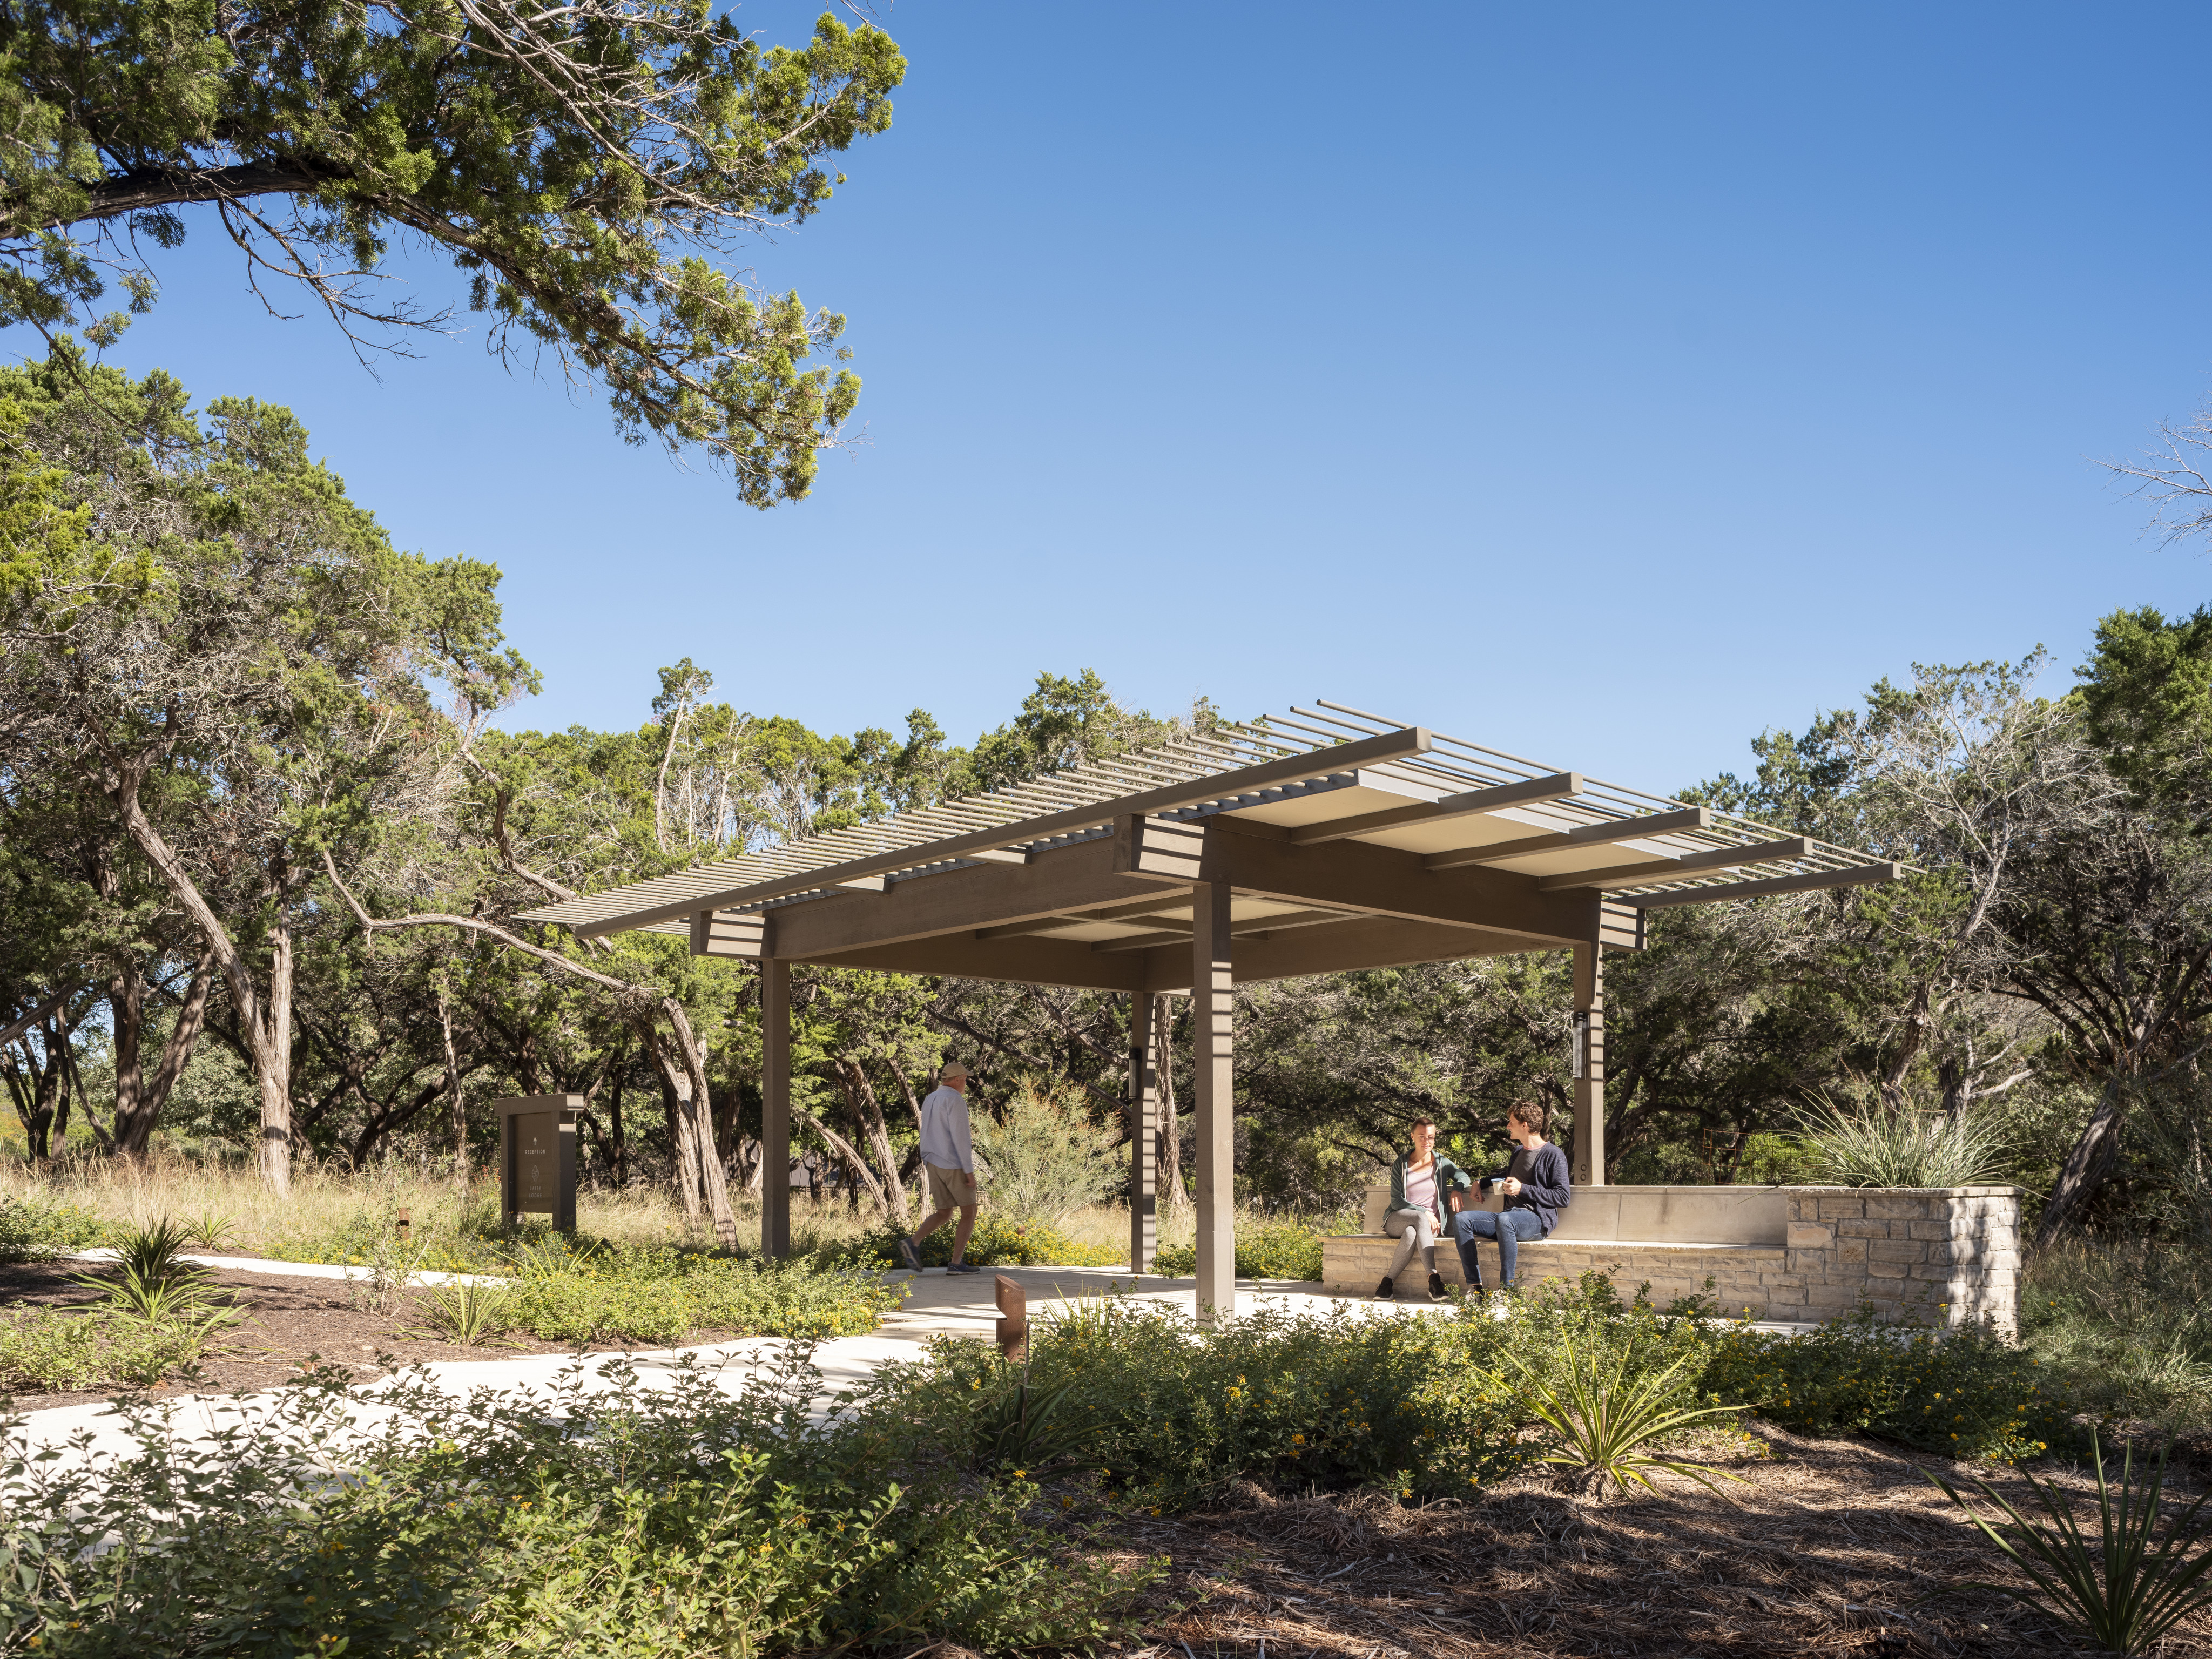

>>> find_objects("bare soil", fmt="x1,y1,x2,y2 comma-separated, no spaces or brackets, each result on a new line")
1090,1422,2212,1657
0,1260,721,1413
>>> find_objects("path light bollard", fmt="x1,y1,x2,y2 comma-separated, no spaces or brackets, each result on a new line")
395,1208,410,1246
994,1275,1027,1362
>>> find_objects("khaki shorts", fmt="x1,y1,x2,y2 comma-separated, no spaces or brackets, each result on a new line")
925,1162,979,1210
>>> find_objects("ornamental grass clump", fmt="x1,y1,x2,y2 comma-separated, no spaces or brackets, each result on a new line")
1925,1429,2212,1654
1795,1089,2012,1188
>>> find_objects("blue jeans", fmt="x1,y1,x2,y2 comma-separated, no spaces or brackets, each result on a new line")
1453,1208,1543,1287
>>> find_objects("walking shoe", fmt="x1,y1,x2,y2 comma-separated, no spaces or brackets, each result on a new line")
1427,1271,1446,1301
1373,1277,1395,1299
947,1261,981,1275
896,1235,922,1272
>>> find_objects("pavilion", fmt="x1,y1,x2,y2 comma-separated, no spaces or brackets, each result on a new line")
520,702,1899,1320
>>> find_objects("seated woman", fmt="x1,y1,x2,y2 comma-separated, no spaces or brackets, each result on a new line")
1452,1098,1571,1296
1375,1117,1474,1301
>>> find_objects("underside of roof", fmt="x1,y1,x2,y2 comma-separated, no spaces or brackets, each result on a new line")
518,702,1900,990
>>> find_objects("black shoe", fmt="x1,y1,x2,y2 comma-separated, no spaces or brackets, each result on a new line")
896,1235,922,1272
947,1261,981,1275
1427,1271,1446,1301
1374,1277,1395,1299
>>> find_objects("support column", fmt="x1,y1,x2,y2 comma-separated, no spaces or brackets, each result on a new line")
761,959,792,1257
1572,943,1606,1186
1192,881,1236,1325
1128,989,1158,1275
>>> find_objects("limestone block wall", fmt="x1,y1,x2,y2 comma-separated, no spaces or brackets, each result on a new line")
1319,1183,2023,1333
1781,1186,2022,1334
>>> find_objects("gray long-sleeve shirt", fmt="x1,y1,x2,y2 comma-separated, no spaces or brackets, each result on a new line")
918,1086,973,1172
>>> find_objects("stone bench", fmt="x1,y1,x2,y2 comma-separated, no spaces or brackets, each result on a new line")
1321,1183,2021,1333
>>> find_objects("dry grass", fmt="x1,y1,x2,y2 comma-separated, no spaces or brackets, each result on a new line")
1083,1422,2212,1657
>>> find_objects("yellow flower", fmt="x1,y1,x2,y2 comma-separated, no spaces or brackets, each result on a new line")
1291,1434,1305,1445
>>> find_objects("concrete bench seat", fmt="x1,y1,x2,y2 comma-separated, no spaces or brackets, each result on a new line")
1325,1183,2022,1331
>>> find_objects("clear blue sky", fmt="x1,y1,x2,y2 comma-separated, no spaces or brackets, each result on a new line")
30,2,2212,794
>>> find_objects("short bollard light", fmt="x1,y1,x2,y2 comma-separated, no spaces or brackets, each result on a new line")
995,1274,1028,1361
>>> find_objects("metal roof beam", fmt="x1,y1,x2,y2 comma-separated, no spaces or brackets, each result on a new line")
1289,771,1584,847
569,725,1432,935
1536,837,1812,892
1422,806,1712,871
1629,861,1904,908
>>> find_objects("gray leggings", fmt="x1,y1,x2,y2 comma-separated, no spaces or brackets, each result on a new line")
1384,1208,1437,1278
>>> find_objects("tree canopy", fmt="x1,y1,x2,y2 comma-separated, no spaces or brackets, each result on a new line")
0,2,904,503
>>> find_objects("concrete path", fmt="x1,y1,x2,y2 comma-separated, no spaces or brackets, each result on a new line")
66,1249,511,1288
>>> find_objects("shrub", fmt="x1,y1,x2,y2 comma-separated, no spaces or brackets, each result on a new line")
971,1078,1120,1226
500,1247,903,1345
1151,1218,1325,1282
1696,1306,2066,1460
854,1212,1121,1270
0,1305,207,1393
1494,1326,1749,1496
1,1346,1160,1654
886,1292,1534,1510
2024,1237,2212,1427
0,1194,109,1263
1795,1090,2012,1188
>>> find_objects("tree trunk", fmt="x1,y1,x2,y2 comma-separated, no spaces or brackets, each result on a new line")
110,953,215,1157
652,1035,705,1225
797,1107,887,1211
438,984,468,1189
662,998,737,1249
106,757,296,1195
1157,995,1190,1211
837,1057,913,1225
2036,1075,2128,1246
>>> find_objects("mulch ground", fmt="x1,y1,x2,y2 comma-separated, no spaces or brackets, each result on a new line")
0,1259,736,1413
1073,1422,2212,1658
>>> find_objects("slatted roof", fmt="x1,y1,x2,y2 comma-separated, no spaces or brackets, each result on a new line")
520,702,1900,977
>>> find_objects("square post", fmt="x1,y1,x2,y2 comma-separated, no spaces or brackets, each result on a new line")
1572,943,1606,1186
1128,989,1158,1274
1192,880,1236,1325
761,958,792,1257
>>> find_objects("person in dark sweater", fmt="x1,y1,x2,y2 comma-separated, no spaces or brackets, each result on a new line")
1451,1098,1571,1295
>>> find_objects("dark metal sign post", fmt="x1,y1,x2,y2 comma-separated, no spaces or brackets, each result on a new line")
495,1095,581,1233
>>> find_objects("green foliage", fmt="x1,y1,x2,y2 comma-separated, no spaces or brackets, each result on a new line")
1795,1091,2013,1188
0,6,906,499
0,1305,205,1392
972,1077,1120,1226
0,1193,106,1262
2076,604,2212,809
893,1293,1531,1512
2,1346,1158,1655
1151,1217,1328,1282
968,1359,1107,1478
1493,1327,1749,1496
855,1212,1121,1270
1697,1309,2063,1460
500,1247,902,1345
1926,1429,2212,1654
414,1281,515,1347
2022,1237,2212,1426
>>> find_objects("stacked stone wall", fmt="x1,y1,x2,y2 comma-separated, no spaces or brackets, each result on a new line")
1317,1184,2022,1333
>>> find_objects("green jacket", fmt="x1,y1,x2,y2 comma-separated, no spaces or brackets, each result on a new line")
1388,1155,1474,1227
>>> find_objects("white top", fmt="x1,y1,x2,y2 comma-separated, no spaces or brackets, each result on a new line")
1404,1163,1437,1213
918,1085,973,1172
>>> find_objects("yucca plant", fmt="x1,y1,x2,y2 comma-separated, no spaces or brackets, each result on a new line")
970,1358,1104,1476
1492,1330,1750,1497
1795,1089,2011,1188
182,1208,239,1253
417,1281,515,1347
70,1218,241,1334
1925,1429,2212,1654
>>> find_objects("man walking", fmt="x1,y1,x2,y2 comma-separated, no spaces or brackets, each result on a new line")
1451,1100,1570,1295
900,1061,982,1274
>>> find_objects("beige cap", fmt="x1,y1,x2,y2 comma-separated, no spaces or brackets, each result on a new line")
939,1061,969,1081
